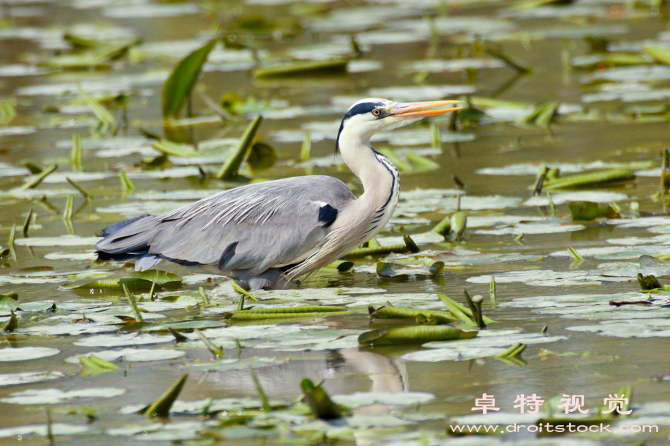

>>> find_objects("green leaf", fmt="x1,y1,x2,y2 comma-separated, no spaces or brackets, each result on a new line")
122,270,182,286
344,244,408,258
2,312,18,333
643,46,670,66
495,343,526,359
77,85,116,124
230,279,259,302
358,326,477,345
568,201,619,220
299,132,311,162
370,306,456,322
517,101,559,127
0,100,16,125
449,211,467,241
438,294,495,324
145,374,188,420
71,133,82,172
162,39,218,119
151,140,198,157
543,169,635,190
224,310,350,320
0,293,19,312
216,116,264,179
119,171,135,192
195,329,223,359
21,165,58,190
253,58,348,78
246,141,277,174
300,378,345,419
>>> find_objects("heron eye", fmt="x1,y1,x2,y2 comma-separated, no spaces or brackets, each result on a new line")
372,109,381,116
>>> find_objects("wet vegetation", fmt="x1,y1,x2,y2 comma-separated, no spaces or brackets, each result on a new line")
1,0,670,445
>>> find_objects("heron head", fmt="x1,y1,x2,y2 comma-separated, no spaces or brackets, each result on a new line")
336,98,461,153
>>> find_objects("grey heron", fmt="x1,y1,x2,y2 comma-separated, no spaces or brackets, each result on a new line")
95,98,461,290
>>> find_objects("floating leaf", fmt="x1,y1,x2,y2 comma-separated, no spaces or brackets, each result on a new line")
543,170,635,190
253,58,349,78
66,177,93,199
80,354,119,375
162,39,218,119
637,273,662,291
0,372,66,387
517,101,559,127
369,306,455,321
643,46,670,66
438,294,495,324
77,85,116,124
344,244,408,258
0,100,16,125
494,343,526,359
1,387,125,405
0,293,19,312
568,201,619,220
195,329,223,359
21,165,58,190
225,309,350,320
358,326,476,345
0,347,59,362
151,140,198,157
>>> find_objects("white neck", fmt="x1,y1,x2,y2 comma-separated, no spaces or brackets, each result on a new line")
338,129,399,218
283,125,400,281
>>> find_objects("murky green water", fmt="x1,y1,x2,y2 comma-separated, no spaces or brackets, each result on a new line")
1,0,670,445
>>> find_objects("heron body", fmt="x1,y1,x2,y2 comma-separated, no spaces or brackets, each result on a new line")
95,98,460,290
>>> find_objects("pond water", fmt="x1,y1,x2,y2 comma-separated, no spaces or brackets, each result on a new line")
1,0,670,444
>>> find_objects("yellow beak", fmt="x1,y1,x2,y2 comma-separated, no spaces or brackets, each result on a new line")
387,100,462,119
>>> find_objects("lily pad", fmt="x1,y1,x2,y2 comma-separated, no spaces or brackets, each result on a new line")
1,387,125,405
0,347,60,362
0,371,66,387
65,348,185,364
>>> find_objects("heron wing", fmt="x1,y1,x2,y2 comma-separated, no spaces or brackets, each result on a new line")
98,176,355,274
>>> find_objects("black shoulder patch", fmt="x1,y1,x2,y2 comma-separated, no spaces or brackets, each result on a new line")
218,241,239,271
318,204,338,228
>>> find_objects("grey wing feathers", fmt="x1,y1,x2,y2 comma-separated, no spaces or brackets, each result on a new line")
95,176,355,274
